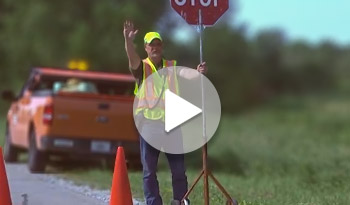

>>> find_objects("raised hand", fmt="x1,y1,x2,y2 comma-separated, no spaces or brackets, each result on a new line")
123,20,138,41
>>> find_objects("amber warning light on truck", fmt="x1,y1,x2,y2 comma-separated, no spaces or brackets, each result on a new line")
68,59,89,71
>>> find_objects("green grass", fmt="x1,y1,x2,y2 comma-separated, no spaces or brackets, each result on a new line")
2,92,350,204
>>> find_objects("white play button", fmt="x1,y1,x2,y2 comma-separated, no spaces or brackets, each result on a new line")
165,89,202,132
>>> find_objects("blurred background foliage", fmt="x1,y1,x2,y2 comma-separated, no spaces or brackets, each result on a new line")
1,1,350,203
0,0,349,113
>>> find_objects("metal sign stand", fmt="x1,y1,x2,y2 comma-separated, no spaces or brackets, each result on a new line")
181,10,238,205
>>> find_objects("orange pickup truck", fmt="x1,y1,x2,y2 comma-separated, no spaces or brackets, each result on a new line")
2,67,139,172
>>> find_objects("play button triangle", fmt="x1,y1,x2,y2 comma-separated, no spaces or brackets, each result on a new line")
165,89,202,132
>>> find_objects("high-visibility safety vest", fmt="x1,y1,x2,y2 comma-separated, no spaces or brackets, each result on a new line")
134,58,179,120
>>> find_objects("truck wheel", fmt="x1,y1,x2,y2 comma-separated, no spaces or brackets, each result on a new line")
4,125,20,162
28,129,47,173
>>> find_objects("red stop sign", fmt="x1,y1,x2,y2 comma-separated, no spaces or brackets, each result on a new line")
171,0,229,26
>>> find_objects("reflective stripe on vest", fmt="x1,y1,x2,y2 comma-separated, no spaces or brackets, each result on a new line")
134,58,178,120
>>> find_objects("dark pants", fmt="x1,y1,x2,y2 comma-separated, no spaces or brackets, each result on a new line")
140,136,188,205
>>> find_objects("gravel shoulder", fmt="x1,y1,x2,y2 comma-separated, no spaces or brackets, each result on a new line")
5,163,144,205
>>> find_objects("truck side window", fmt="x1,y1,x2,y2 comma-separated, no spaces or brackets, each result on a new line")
55,78,98,94
53,81,64,93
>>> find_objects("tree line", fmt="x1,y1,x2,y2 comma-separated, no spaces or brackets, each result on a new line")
0,0,349,113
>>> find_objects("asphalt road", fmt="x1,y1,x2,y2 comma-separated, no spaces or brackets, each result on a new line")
5,163,108,205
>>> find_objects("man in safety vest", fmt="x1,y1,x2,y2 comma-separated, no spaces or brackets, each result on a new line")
123,20,207,205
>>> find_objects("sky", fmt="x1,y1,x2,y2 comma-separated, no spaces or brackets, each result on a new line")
235,0,350,45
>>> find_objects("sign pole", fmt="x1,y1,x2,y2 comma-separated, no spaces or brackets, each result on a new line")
182,8,237,205
172,0,237,204
198,10,210,205
198,9,209,205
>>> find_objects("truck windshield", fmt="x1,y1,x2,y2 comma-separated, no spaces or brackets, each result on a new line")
32,77,134,97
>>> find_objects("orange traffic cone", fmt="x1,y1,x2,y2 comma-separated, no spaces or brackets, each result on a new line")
0,147,12,205
109,146,133,205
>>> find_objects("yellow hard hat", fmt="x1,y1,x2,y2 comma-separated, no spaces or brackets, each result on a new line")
144,32,162,44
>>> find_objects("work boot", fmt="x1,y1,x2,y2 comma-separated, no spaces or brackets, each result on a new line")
171,200,181,205
170,199,190,205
